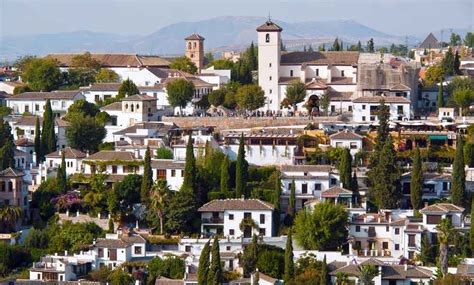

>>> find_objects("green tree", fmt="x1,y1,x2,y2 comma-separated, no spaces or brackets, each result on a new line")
253,270,259,285
451,135,466,206
118,79,139,99
424,64,445,87
67,52,101,87
108,268,133,285
56,151,68,192
207,236,222,285
367,38,374,53
156,146,173,159
242,234,259,276
464,143,474,167
208,89,226,107
359,265,379,285
420,233,435,265
65,99,100,120
284,231,294,284
170,56,198,74
206,59,234,70
236,85,265,111
332,38,341,51
34,116,41,165
437,218,455,276
95,68,120,83
288,180,296,219
272,171,282,234
453,89,474,116
40,99,56,156
438,81,444,107
471,197,474,256
20,58,62,91
245,42,258,71
339,148,352,189
108,218,114,233
181,134,196,192
164,191,196,234
235,134,248,198
166,78,195,115
450,33,462,46
0,206,23,233
410,147,423,212
293,202,348,250
220,156,231,192
148,256,186,281
197,241,210,285
442,48,455,76
141,147,153,204
284,81,306,111
110,174,141,217
65,116,106,153
465,32,474,48
320,255,328,285
149,179,169,234
357,41,362,51
454,50,461,75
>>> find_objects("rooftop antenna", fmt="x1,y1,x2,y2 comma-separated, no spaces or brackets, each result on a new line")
268,12,271,22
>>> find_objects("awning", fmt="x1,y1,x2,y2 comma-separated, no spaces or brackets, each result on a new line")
429,135,448,140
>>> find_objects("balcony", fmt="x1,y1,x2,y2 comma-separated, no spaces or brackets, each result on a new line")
202,217,224,224
357,249,392,257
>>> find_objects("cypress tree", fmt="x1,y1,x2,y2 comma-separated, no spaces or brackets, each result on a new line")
454,50,461,74
357,41,362,51
108,218,114,233
272,171,282,234
34,116,41,165
181,134,196,192
41,99,56,155
339,148,352,189
207,236,222,285
437,81,444,108
350,171,360,206
56,152,67,192
141,147,153,203
283,230,294,283
220,156,231,193
410,147,424,212
452,135,466,206
197,241,210,285
288,180,296,218
235,134,248,198
0,117,15,170
243,234,259,276
320,255,328,285
470,197,474,257
465,143,474,167
253,270,259,285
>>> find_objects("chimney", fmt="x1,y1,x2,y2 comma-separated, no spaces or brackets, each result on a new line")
424,202,428,209
404,263,408,271
64,250,68,256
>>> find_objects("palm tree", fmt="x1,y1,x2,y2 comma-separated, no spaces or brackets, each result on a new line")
437,218,454,276
335,272,349,285
0,205,23,232
149,179,169,234
359,265,379,285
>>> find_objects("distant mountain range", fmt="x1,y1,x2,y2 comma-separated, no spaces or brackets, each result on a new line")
0,16,466,62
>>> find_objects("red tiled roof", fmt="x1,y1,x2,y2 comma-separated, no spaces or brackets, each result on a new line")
198,199,274,212
330,130,363,140
256,20,283,32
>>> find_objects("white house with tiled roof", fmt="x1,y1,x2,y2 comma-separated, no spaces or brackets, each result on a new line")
6,90,85,116
0,168,29,228
198,198,275,238
329,130,364,156
45,147,87,175
352,96,411,123
93,232,147,270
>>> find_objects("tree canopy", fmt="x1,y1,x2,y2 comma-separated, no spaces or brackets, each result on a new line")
283,81,306,111
170,56,198,74
236,84,265,111
65,116,106,153
166,78,195,111
19,57,63,91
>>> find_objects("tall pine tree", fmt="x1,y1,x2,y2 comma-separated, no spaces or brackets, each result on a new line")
410,147,423,212
41,99,56,155
197,241,210,285
351,171,360,206
220,156,231,192
288,180,296,218
339,148,352,189
207,236,222,285
34,116,41,165
56,151,68,192
235,134,248,198
437,81,444,108
320,255,328,285
283,230,294,283
0,117,15,170
451,135,466,206
242,234,258,276
181,134,197,192
272,171,282,234
141,147,153,203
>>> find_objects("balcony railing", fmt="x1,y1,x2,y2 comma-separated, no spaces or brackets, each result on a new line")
357,249,392,257
202,217,224,224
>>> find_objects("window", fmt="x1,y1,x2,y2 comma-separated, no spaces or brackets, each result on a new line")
382,242,388,249
442,182,449,191
350,142,358,149
8,181,13,192
355,225,361,232
269,89,272,94
427,215,442,224
362,105,366,110
314,183,321,191
362,116,366,121
331,106,335,112
269,63,272,67
265,33,270,43
315,69,319,76
260,214,265,224
188,42,191,49
193,42,196,48
229,229,235,235
341,70,345,77
302,183,308,194
112,165,117,174
171,170,176,177
395,228,400,235
157,169,166,180
244,212,251,219
408,234,416,247
348,106,353,112
259,228,266,236
185,246,192,252
98,248,104,257
229,214,234,220
408,251,414,259
35,104,40,111
330,178,337,186
395,244,400,250
226,246,231,251
386,226,389,232
290,70,293,77
134,246,142,254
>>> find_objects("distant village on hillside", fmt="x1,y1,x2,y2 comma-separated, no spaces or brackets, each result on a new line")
0,17,473,285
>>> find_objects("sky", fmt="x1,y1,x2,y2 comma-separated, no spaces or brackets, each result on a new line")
0,0,473,37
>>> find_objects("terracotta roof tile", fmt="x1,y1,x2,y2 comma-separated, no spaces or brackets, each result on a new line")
198,199,274,212
330,130,363,140
45,147,87,159
48,54,170,68
420,203,464,214
256,20,283,32
85,151,137,161
321,186,353,198
281,51,359,65
185,33,205,40
122,94,155,101
100,102,122,111
8,90,82,101
352,96,410,104
0,167,24,177
280,164,333,173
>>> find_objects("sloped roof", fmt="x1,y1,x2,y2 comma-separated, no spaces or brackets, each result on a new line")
0,167,24,177
14,138,35,147
122,94,155,101
112,122,175,136
352,96,410,104
155,277,183,285
85,151,137,161
280,164,333,173
198,199,274,212
185,33,205,40
420,203,464,214
8,90,83,101
281,51,359,65
45,147,87,159
48,53,170,68
419,33,440,49
390,83,411,91
151,159,185,170
87,83,121,91
360,258,384,266
321,186,353,198
100,102,122,111
256,20,283,32
330,130,363,140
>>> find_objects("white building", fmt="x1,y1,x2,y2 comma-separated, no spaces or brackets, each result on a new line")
329,130,364,157
401,172,451,208
151,159,185,191
44,147,87,176
280,165,340,212
6,90,85,117
0,81,24,94
198,199,275,238
29,252,95,282
352,96,411,123
93,233,147,269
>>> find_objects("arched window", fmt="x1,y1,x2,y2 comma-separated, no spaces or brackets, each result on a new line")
0,182,4,192
125,104,129,110
188,42,191,50
131,104,134,112
8,181,13,192
193,42,197,48
265,33,270,43
136,104,140,110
